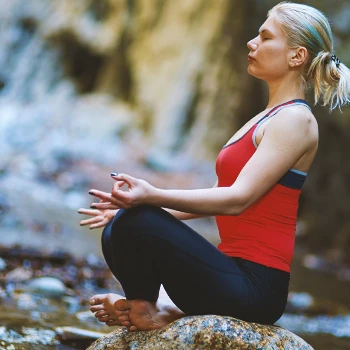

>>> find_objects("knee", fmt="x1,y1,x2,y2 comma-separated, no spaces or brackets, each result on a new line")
116,205,161,223
110,205,163,239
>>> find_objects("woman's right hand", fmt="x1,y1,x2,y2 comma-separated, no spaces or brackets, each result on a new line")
78,207,118,229
78,179,125,229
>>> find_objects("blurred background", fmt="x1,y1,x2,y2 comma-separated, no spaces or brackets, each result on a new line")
0,0,349,349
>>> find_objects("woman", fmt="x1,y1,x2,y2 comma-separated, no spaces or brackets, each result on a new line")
78,2,350,332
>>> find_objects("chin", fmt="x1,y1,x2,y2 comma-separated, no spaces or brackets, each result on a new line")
247,66,262,79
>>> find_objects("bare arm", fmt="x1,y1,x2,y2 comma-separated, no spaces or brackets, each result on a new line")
162,181,218,220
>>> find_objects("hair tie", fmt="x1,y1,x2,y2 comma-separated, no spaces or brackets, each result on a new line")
330,54,340,68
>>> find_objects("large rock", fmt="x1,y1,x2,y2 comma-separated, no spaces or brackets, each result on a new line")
87,315,314,350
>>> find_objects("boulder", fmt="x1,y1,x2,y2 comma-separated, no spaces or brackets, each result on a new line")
87,315,314,350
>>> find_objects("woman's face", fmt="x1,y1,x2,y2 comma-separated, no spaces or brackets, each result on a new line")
247,14,290,82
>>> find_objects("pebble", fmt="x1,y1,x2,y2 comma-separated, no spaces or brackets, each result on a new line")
6,267,32,281
288,292,314,310
76,310,96,321
0,257,6,271
16,293,37,309
55,326,106,340
27,277,66,299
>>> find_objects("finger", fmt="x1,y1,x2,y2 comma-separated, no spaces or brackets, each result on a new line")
112,180,127,193
91,197,126,209
80,216,101,226
99,199,117,204
91,199,125,209
114,180,126,188
111,173,136,187
89,190,120,204
90,219,110,229
111,188,129,203
90,202,119,210
78,208,100,216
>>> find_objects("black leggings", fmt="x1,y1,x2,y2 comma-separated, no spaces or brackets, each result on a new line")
101,205,290,325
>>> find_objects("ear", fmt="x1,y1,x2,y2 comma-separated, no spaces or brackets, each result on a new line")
288,47,308,67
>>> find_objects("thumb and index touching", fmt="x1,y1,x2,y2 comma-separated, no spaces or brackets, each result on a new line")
111,172,136,188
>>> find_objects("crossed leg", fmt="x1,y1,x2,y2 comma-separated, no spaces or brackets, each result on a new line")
89,205,248,331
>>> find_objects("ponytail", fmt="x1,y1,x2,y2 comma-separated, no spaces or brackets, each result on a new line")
308,51,350,111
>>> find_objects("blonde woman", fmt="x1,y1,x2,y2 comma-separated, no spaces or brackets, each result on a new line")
78,2,350,332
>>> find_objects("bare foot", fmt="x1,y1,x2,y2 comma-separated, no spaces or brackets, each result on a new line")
114,298,186,331
90,293,128,327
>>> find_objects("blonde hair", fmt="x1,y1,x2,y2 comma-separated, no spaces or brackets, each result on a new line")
268,2,350,111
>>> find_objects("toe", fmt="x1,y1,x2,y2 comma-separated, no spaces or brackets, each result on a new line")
106,320,121,327
90,294,106,306
98,315,115,322
121,320,131,327
94,310,108,318
118,315,129,322
129,325,138,332
115,310,128,317
114,299,131,311
90,304,105,313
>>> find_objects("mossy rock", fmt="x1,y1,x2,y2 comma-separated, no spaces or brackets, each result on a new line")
87,315,313,349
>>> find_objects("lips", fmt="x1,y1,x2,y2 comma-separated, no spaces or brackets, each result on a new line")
248,55,255,61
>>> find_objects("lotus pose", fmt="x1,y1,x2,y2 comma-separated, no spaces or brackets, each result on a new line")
78,2,350,332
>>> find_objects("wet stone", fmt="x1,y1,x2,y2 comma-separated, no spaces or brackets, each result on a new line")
0,257,6,271
27,277,66,299
6,267,32,281
286,292,314,313
87,315,314,350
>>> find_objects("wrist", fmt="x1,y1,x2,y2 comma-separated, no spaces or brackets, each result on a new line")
148,187,164,206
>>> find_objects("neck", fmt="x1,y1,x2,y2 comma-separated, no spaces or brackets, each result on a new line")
265,74,305,109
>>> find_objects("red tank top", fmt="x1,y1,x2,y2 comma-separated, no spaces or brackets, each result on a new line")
215,99,310,272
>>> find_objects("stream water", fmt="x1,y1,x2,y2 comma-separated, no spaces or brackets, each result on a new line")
0,245,349,350
278,256,350,349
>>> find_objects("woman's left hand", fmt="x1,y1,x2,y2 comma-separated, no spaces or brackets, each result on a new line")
89,173,157,209
78,207,118,229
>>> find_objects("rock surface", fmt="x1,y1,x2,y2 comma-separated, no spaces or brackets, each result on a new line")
87,315,314,350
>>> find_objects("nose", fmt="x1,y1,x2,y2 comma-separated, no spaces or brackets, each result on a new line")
247,38,258,51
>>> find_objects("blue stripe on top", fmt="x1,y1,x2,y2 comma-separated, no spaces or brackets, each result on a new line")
278,168,307,190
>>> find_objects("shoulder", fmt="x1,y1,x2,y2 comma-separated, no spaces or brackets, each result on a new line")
265,104,318,147
270,104,316,129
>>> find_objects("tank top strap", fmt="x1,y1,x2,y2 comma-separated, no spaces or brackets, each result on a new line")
252,99,311,148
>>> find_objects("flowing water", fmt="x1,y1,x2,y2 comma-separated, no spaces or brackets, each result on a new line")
277,256,350,349
0,294,106,349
